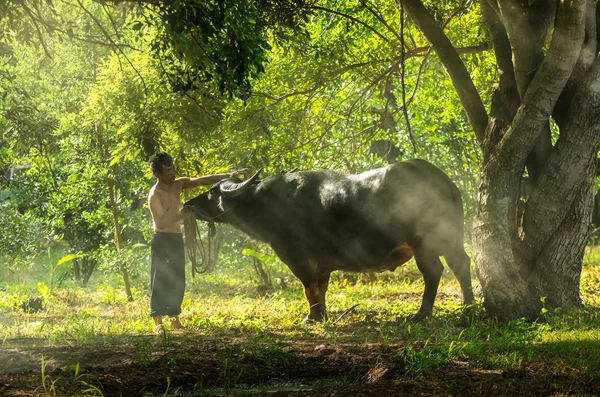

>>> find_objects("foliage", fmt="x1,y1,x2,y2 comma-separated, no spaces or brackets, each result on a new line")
208,0,487,222
1,0,491,286
143,0,305,99
95,242,149,288
0,201,50,277
3,0,310,100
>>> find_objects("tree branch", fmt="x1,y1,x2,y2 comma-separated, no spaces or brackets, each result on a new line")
493,0,586,174
494,0,554,188
597,3,600,55
479,0,519,159
480,0,518,115
399,0,416,152
21,3,52,58
402,0,488,145
23,0,137,50
76,0,148,101
528,0,557,48
359,0,403,43
307,5,393,45
553,0,597,129
497,0,544,99
101,3,123,42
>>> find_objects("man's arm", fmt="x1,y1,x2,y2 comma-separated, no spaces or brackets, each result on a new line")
179,169,249,189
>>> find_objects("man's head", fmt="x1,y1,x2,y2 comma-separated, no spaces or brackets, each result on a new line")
149,152,175,184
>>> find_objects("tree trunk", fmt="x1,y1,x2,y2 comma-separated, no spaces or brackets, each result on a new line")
81,257,96,287
526,152,595,309
73,258,81,285
472,155,595,321
472,162,542,321
253,257,271,288
98,120,133,302
474,1,595,321
406,0,597,321
107,165,133,302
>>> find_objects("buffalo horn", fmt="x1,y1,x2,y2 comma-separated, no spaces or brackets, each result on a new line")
219,169,262,197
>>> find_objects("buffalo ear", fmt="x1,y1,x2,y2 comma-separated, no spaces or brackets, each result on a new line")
219,169,262,197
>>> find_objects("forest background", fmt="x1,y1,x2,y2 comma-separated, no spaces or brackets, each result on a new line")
0,1,491,298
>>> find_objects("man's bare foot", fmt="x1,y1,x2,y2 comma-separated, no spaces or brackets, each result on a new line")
171,317,183,329
152,316,166,333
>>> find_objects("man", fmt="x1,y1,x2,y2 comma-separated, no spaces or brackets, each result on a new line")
147,152,247,331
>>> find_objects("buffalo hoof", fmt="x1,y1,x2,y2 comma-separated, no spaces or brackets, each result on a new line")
303,317,319,324
409,310,432,323
303,314,327,323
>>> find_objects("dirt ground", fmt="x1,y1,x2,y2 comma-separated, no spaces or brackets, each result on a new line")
1,331,599,397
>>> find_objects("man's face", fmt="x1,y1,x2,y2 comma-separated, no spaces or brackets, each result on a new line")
156,163,175,184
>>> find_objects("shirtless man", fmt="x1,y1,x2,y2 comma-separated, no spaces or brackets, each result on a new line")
147,152,247,330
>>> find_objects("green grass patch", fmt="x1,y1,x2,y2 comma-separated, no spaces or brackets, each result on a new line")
1,251,600,395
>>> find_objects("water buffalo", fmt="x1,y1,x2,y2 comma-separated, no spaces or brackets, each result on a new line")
185,159,474,321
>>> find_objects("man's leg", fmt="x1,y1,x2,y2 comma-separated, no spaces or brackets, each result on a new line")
150,234,171,330
150,233,186,330
168,235,186,329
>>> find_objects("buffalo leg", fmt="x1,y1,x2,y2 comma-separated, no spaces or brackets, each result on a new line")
318,273,331,321
302,273,331,321
303,281,322,321
444,248,474,305
412,249,443,321
272,245,324,322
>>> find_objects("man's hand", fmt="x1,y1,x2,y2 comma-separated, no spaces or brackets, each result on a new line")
229,168,249,178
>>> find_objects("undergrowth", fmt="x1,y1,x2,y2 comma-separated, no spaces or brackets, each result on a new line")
1,248,600,395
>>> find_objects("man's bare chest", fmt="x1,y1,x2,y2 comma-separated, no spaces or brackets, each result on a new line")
157,188,181,211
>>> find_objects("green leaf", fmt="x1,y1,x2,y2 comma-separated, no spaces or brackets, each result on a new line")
57,253,83,266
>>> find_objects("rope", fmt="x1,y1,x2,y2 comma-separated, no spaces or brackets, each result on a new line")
183,209,215,277
182,199,239,277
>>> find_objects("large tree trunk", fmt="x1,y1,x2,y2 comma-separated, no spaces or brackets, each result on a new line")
406,0,599,321
528,176,594,308
472,162,541,320
474,0,594,321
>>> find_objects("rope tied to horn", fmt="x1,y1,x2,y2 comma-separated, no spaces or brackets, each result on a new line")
183,208,216,277
181,168,260,276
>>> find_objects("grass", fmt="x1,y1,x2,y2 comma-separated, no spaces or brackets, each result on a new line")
1,249,600,395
